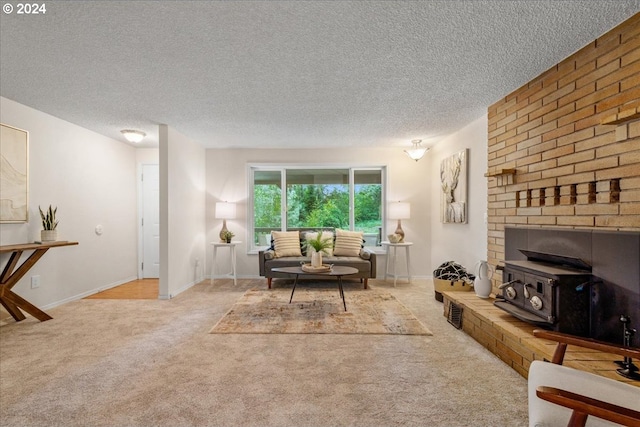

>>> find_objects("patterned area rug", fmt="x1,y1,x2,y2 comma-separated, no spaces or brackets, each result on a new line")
210,287,432,335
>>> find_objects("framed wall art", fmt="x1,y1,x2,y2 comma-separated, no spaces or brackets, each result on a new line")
440,149,467,224
0,123,29,223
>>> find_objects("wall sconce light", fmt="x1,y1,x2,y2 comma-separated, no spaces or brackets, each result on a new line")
121,129,146,143
404,139,429,161
388,202,410,242
215,201,237,242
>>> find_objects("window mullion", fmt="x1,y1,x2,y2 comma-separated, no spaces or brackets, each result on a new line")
281,168,287,231
349,168,355,230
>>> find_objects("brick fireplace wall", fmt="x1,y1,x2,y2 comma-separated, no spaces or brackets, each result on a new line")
486,13,640,288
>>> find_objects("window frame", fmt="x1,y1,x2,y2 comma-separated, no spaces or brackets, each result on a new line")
247,163,387,254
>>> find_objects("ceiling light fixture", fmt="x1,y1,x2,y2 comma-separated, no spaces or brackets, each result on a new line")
404,139,429,161
120,129,146,143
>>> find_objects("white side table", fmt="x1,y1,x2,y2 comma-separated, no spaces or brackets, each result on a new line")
381,241,413,287
210,242,241,286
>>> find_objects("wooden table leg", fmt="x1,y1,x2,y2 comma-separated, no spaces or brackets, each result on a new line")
1,290,52,321
0,297,26,321
0,248,53,322
0,250,23,283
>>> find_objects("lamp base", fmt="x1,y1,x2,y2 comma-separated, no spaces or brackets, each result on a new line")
395,220,405,242
219,219,228,242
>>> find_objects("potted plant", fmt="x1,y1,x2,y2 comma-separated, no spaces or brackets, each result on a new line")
221,230,235,243
39,205,59,242
304,231,334,268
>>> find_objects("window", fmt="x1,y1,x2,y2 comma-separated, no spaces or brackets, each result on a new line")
286,169,349,230
354,169,383,247
253,170,282,247
249,166,385,251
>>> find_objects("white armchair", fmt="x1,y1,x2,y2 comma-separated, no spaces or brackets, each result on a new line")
528,329,640,427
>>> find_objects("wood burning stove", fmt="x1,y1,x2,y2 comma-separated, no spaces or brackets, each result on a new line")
502,227,640,345
495,249,594,337
498,227,640,380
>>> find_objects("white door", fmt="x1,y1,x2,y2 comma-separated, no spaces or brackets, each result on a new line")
141,164,160,278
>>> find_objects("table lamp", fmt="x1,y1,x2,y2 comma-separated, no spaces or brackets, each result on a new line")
388,202,410,242
215,202,236,242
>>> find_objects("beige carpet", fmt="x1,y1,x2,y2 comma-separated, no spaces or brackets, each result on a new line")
0,279,529,426
210,287,433,335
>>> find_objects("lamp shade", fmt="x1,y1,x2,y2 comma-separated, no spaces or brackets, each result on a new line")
215,202,236,219
388,202,410,219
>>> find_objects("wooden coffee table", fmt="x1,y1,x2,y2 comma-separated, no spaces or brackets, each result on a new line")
271,265,359,311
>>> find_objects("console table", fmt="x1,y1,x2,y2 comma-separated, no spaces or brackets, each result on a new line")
0,241,78,322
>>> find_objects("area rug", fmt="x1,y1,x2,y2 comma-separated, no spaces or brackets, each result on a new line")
210,288,432,335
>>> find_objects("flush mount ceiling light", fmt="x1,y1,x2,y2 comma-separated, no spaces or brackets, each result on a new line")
120,129,146,143
404,139,429,161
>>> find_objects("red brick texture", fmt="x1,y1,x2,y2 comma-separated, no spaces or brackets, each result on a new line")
487,13,640,291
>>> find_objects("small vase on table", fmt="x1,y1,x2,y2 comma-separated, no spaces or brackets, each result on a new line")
311,252,323,268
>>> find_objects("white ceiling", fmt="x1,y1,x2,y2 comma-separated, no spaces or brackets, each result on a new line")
1,1,639,149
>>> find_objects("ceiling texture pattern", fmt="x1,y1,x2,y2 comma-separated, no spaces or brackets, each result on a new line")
1,1,639,149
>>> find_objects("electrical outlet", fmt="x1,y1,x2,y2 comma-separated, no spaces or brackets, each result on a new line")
31,275,41,289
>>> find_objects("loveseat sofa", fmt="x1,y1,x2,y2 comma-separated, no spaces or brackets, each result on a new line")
258,229,377,289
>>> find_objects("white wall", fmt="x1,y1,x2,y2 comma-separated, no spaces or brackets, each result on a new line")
429,114,488,276
205,147,431,278
0,97,138,309
0,96,487,311
159,125,206,298
136,148,159,164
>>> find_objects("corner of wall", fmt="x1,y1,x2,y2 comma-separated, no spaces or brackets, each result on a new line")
430,114,489,274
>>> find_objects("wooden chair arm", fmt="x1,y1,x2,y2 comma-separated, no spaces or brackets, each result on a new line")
533,329,640,364
536,386,640,427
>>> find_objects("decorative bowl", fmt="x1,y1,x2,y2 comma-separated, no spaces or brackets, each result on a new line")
388,234,401,243
301,263,332,273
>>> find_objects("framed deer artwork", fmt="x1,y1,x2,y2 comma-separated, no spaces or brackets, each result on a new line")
440,149,467,224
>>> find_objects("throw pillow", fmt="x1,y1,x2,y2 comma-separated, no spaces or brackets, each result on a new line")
271,231,302,257
333,229,363,257
304,231,334,257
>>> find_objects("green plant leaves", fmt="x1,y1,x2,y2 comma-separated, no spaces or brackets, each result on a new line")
39,204,58,230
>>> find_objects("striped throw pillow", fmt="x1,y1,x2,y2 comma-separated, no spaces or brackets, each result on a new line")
333,229,363,257
272,231,302,257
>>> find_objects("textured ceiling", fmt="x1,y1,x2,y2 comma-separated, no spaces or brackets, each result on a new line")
1,1,639,149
